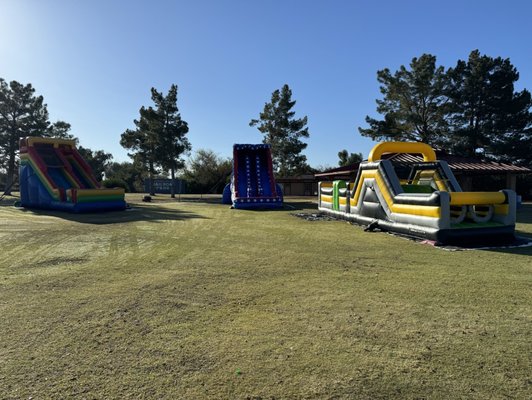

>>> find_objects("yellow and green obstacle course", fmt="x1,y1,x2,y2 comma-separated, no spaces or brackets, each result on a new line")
318,142,517,245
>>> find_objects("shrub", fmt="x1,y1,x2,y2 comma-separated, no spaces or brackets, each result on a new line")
102,178,130,192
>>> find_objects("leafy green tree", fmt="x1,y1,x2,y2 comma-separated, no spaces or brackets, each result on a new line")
250,84,310,176
183,149,232,194
77,146,113,181
358,54,450,148
0,79,49,194
447,50,532,163
338,149,363,166
152,85,191,198
104,161,144,192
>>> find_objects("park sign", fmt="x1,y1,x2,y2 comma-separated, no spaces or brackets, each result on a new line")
143,179,186,194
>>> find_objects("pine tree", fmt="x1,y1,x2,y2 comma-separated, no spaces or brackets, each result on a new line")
120,104,160,195
447,50,532,162
250,84,310,176
0,79,50,194
120,85,190,196
358,54,450,148
152,85,191,198
46,121,76,142
338,150,363,166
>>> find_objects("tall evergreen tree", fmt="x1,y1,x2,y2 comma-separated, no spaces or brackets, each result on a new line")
0,79,50,194
492,126,532,168
121,85,190,196
358,54,450,148
337,149,363,166
152,85,191,198
250,84,310,176
447,50,532,162
120,104,160,195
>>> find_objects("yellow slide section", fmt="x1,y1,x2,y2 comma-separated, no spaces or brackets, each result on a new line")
368,142,436,162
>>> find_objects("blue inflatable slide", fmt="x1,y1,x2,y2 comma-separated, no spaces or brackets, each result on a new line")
222,144,283,209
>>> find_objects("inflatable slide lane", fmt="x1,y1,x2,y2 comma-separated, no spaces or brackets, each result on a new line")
318,142,516,245
222,144,283,209
19,137,126,212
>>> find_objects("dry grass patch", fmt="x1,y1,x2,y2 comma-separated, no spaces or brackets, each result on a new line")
0,195,530,398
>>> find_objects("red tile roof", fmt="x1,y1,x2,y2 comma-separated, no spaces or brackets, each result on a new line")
389,152,531,173
315,152,531,178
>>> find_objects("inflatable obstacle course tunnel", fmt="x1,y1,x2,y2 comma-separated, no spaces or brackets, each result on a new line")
222,144,283,209
318,142,517,245
19,137,126,212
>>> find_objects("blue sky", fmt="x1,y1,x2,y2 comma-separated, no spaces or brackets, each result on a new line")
1,0,531,169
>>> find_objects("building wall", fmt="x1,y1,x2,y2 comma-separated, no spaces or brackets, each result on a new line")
278,181,318,196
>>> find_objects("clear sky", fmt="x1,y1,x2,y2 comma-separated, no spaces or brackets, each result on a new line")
1,0,531,169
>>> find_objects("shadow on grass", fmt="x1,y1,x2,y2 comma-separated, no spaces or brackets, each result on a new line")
0,195,19,207
138,194,222,204
485,243,532,256
478,204,532,256
13,203,208,225
226,200,317,212
516,203,532,224
284,200,317,212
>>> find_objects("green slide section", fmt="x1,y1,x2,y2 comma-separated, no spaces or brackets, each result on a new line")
332,180,346,211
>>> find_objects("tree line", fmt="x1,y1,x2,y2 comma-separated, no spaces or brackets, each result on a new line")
359,50,532,167
1,49,531,196
0,80,313,195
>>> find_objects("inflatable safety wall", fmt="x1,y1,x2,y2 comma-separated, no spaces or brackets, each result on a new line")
222,144,283,209
318,142,516,245
19,137,126,212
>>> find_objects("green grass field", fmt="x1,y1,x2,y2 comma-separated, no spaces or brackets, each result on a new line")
1,194,531,399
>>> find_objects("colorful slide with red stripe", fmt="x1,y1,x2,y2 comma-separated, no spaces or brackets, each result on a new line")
222,144,283,209
19,137,126,212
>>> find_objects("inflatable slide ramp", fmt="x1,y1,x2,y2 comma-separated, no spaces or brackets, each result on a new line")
19,137,126,212
222,144,283,209
318,142,516,245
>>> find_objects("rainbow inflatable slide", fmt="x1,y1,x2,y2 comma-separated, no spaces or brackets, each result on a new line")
19,137,126,212
318,142,517,245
